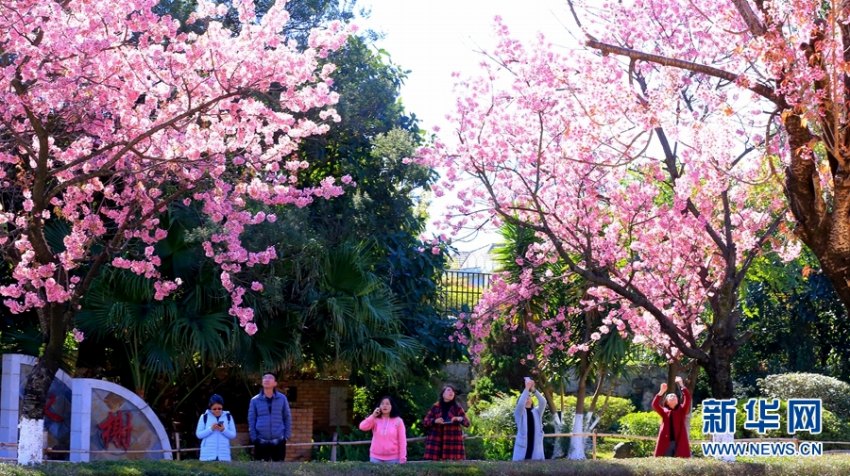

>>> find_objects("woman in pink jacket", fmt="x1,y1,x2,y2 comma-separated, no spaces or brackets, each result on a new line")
359,396,407,463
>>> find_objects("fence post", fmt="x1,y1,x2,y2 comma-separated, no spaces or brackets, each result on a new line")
174,432,181,461
592,431,597,460
330,431,338,462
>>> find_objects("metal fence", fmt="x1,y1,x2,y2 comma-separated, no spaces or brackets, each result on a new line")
439,271,491,316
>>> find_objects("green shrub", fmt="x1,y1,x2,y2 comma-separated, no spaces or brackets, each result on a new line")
686,398,849,455
758,373,850,420
617,411,658,456
552,394,636,433
468,392,516,460
617,409,704,457
311,428,370,462
754,401,850,443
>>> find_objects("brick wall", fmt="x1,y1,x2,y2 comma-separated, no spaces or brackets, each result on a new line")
231,409,313,462
287,407,313,462
285,380,350,434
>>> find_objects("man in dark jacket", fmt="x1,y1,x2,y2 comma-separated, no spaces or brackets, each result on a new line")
248,373,292,461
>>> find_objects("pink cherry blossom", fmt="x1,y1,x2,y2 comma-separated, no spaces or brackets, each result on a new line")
0,0,351,351
424,15,792,396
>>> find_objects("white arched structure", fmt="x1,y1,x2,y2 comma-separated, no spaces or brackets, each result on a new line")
0,354,172,462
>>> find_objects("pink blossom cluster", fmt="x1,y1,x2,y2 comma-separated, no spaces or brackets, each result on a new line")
571,0,840,205
420,17,794,362
0,0,353,336
457,267,577,365
416,234,449,255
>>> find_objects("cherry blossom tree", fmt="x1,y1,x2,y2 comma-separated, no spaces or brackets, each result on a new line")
571,0,850,334
418,17,795,408
463,223,631,459
0,0,350,463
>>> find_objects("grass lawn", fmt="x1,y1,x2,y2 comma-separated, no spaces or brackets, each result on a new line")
0,456,848,476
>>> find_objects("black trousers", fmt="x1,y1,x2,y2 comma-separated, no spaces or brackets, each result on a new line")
254,440,287,461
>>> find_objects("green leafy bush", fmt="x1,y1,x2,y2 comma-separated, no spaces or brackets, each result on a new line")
311,428,371,462
617,411,659,456
553,395,636,432
617,410,704,457
753,402,850,443
468,392,517,460
758,373,850,419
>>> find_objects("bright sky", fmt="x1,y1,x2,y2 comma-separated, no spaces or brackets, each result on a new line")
359,0,578,251
360,0,575,131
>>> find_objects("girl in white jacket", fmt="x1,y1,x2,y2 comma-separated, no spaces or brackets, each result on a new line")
196,394,237,461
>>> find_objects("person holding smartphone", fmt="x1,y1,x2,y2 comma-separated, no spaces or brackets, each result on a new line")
513,377,546,460
358,396,407,463
196,394,237,461
422,385,470,460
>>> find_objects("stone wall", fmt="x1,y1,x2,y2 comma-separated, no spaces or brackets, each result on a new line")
558,365,671,411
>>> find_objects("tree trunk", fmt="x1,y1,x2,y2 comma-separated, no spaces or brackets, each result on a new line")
788,203,850,312
784,113,850,316
667,364,678,395
550,411,566,459
18,305,68,465
568,353,589,460
702,338,736,399
700,336,737,459
568,413,585,460
697,292,741,460
700,288,741,399
544,378,566,459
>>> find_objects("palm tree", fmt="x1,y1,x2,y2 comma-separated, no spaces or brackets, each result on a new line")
76,205,232,402
301,243,422,385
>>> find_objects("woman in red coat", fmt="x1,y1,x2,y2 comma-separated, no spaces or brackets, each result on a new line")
423,385,470,460
652,376,691,457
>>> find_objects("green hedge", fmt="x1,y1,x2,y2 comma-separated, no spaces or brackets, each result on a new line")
758,373,850,420
7,456,850,476
756,402,850,443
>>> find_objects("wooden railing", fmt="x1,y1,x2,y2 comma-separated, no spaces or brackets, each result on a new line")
11,431,848,462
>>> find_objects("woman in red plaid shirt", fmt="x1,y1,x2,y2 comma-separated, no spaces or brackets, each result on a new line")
423,385,470,460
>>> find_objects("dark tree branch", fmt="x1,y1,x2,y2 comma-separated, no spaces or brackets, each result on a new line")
585,37,782,105
731,0,766,36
